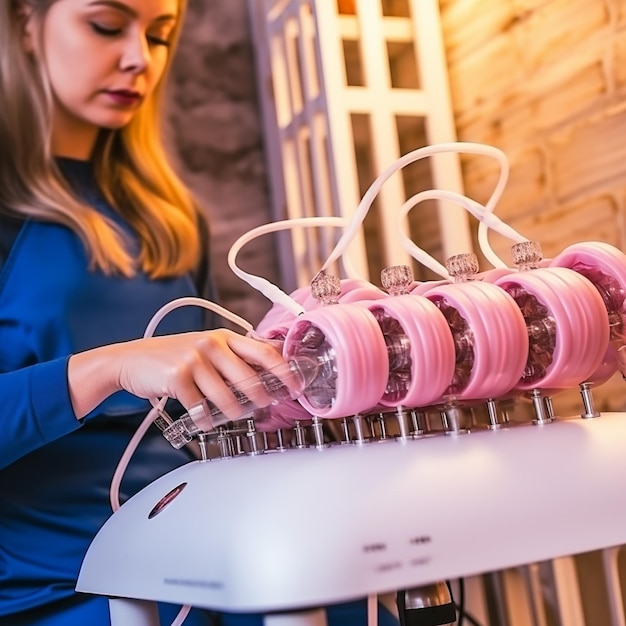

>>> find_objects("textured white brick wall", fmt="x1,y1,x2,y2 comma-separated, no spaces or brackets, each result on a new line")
440,0,626,415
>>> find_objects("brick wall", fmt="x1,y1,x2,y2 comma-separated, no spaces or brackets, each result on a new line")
440,0,626,416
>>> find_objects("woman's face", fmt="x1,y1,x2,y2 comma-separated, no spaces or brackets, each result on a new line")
28,0,179,157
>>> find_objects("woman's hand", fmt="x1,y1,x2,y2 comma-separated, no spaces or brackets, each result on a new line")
67,329,294,420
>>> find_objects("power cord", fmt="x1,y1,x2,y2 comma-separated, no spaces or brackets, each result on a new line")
453,579,485,626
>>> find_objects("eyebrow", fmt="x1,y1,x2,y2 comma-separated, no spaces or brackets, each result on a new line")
87,1,177,23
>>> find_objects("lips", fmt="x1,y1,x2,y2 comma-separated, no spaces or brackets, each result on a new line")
104,89,142,105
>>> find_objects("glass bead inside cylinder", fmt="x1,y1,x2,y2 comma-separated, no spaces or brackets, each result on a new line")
428,295,475,395
369,306,412,403
503,284,556,384
568,262,626,343
284,320,338,410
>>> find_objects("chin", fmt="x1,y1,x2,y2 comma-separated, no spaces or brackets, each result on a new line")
100,118,135,130
92,110,138,131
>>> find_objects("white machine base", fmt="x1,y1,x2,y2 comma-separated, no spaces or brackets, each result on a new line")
78,412,626,614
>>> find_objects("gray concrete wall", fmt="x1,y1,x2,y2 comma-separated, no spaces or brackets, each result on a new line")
168,0,281,329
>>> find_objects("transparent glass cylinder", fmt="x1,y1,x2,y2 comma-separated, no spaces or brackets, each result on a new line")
162,356,319,449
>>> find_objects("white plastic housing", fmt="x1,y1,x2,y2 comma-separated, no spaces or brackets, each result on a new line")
77,412,626,613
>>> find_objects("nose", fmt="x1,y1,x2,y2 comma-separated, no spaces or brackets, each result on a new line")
119,30,150,74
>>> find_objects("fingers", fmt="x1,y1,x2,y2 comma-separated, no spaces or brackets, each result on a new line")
223,331,304,393
223,330,286,370
191,332,273,411
180,330,294,420
115,329,298,427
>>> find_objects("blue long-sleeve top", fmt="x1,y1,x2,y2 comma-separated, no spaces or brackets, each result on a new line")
0,159,214,618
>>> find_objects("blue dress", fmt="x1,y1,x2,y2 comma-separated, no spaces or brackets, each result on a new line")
0,160,398,626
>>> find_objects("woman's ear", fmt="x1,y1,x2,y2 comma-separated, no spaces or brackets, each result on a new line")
14,1,36,53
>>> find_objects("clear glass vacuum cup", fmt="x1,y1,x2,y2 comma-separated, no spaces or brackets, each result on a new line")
161,355,320,449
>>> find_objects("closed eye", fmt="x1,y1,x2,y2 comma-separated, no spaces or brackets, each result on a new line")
91,22,122,37
147,35,171,48
90,22,170,48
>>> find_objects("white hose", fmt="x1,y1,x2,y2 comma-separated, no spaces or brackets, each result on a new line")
397,189,528,274
227,216,357,314
318,141,511,274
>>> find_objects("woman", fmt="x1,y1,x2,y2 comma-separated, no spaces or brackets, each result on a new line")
0,1,400,624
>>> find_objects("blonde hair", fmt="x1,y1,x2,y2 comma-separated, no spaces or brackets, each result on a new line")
0,0,201,278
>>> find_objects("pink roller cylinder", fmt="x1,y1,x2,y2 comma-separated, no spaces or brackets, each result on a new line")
364,295,456,408
494,267,610,393
282,303,389,418
254,277,387,429
420,280,529,403
550,241,626,384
